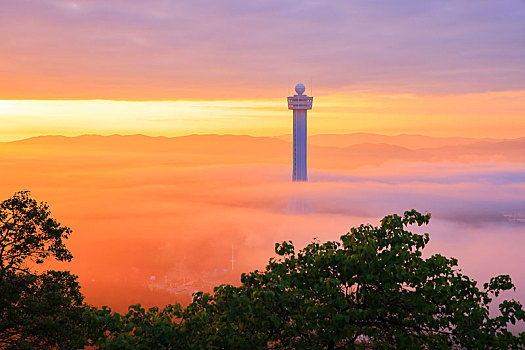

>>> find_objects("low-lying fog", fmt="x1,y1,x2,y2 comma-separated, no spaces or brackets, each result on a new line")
1,134,523,327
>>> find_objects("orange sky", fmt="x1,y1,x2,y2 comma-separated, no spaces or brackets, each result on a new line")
2,1,524,141
2,1,524,99
1,1,524,332
2,89,525,141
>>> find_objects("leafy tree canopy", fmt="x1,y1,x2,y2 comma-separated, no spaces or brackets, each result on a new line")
0,190,72,280
93,210,525,349
0,191,87,349
2,191,524,349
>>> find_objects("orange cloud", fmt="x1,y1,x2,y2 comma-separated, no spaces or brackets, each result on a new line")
1,134,524,315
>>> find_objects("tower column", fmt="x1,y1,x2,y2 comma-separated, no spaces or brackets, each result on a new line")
288,83,313,182
293,110,307,181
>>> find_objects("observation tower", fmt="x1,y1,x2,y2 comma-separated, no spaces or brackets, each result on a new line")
288,83,313,182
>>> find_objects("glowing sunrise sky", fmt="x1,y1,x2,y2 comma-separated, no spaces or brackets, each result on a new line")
1,0,525,318
1,0,525,140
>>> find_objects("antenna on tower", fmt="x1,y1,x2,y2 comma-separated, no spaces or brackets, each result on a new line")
231,243,234,272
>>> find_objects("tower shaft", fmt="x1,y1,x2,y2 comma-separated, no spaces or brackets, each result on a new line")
293,109,307,181
288,83,313,182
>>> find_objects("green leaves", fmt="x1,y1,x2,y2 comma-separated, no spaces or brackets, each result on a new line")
0,271,88,349
484,274,516,297
2,195,523,349
165,209,524,348
0,191,73,279
275,240,295,256
0,191,84,349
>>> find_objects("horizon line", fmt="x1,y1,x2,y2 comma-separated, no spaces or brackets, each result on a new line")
1,132,517,144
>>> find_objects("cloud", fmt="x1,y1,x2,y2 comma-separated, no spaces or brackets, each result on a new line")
1,135,524,320
1,0,524,99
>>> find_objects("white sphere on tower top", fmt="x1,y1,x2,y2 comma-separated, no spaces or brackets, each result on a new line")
295,83,306,95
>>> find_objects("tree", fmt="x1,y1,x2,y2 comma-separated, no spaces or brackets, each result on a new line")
8,195,519,348
86,303,186,349
0,190,72,281
99,210,525,349
0,191,88,349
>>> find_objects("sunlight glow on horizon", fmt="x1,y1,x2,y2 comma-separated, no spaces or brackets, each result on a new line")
1,90,525,142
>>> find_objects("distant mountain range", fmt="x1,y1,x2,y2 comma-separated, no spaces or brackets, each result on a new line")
275,133,500,149
1,133,523,169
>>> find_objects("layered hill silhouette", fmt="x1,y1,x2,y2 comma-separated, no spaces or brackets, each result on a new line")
1,133,523,170
276,133,500,149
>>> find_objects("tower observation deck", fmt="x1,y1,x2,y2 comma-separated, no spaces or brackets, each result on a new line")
288,83,313,182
